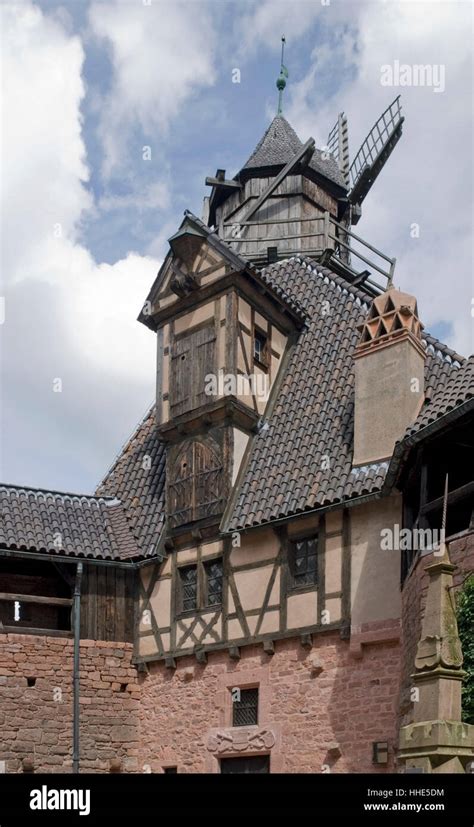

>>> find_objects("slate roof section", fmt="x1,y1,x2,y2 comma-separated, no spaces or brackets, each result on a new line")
241,115,347,191
96,407,166,558
0,485,138,560
223,256,465,532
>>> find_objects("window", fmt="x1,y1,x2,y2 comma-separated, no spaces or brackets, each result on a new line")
253,329,269,368
177,558,223,615
179,565,197,612
205,559,223,606
232,687,259,727
163,766,178,774
289,536,318,589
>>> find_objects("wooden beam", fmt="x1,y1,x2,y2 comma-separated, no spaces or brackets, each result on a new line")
420,480,474,516
0,625,72,638
205,177,241,189
300,632,313,649
241,138,315,222
0,592,72,607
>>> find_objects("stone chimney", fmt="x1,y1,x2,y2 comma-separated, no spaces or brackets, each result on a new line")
353,288,425,466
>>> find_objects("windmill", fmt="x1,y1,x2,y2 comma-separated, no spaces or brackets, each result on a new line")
326,96,405,226
204,42,406,294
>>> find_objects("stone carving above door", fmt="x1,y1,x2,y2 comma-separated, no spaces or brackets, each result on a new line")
207,728,275,754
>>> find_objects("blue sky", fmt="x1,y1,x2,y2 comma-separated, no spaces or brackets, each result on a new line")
1,0,472,494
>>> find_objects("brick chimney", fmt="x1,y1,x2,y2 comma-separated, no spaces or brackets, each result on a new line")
353,288,425,466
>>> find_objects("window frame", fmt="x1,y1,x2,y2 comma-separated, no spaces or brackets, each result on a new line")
203,558,223,608
177,564,198,614
253,326,270,371
287,533,319,593
176,555,223,617
231,686,259,728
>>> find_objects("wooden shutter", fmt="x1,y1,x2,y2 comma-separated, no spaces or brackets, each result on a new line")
193,326,216,410
168,443,194,527
194,440,223,521
168,438,223,528
169,324,216,418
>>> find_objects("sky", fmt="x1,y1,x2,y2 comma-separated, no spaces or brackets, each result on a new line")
0,0,473,494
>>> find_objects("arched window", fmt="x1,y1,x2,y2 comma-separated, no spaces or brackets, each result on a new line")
168,439,223,528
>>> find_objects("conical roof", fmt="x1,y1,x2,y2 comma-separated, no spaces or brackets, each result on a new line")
241,115,346,190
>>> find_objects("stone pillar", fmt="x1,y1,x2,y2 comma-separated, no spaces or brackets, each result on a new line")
398,546,474,773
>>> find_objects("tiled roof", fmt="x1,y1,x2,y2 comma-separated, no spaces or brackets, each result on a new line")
405,354,474,438
224,257,465,532
241,115,347,191
0,485,138,561
96,408,166,558
384,356,473,490
2,258,463,559
185,211,308,321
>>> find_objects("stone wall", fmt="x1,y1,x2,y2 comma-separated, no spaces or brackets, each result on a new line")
0,635,139,773
0,628,401,773
137,632,401,773
399,529,474,728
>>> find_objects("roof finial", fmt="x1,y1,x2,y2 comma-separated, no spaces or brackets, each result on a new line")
276,36,288,115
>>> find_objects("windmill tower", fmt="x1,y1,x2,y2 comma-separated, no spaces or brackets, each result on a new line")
205,39,405,295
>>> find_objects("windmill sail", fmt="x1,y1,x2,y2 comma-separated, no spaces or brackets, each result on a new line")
348,96,404,208
326,112,350,187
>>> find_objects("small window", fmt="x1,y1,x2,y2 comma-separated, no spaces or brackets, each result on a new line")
289,536,318,589
179,565,197,612
232,687,259,727
253,329,268,367
205,559,223,606
163,766,178,774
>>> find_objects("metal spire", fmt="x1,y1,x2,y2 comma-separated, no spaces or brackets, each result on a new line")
276,36,288,115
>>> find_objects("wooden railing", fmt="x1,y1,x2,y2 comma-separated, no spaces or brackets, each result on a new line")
222,211,396,292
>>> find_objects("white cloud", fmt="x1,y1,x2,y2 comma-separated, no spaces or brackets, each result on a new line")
1,1,158,490
252,0,473,356
88,0,216,177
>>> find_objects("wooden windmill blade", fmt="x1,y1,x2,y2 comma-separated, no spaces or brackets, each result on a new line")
326,112,350,188
348,95,404,211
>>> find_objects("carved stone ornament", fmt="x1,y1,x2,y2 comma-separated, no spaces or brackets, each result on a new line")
207,728,275,754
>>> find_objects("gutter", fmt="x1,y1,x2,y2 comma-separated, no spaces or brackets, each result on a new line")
0,547,136,569
72,561,83,774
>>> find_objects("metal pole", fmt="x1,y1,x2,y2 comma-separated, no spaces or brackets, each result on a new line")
72,561,83,774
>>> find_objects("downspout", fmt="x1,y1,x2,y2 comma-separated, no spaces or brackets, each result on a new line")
72,561,83,774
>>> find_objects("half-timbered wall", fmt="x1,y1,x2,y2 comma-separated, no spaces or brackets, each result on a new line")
149,241,229,317
157,292,287,427
136,510,345,662
136,497,403,663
